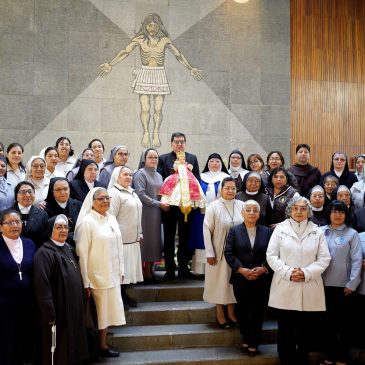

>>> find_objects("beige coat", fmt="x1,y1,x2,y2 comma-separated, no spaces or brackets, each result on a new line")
266,219,331,311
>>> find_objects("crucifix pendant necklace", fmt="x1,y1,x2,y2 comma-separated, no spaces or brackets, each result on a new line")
222,201,235,225
16,263,22,280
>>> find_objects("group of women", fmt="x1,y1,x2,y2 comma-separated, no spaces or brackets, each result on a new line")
0,137,365,365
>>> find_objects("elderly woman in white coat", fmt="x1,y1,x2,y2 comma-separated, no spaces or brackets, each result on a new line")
266,196,331,365
75,187,125,358
108,166,143,307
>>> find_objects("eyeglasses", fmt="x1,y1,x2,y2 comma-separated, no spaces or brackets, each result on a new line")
173,140,185,145
292,206,307,213
146,156,158,159
2,220,23,226
222,187,237,192
244,208,259,213
94,196,112,202
18,189,34,195
249,160,261,165
32,164,46,169
54,224,68,231
54,187,69,192
269,157,281,161
333,158,346,162
230,156,242,160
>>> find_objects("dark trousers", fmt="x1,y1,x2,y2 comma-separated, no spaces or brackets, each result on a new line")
276,309,323,365
162,206,192,274
353,292,365,349
324,286,356,363
232,275,268,348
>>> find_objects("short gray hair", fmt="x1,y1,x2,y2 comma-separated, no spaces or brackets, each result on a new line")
285,195,313,218
242,199,260,211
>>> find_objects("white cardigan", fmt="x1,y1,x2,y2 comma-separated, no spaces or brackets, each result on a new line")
266,219,331,311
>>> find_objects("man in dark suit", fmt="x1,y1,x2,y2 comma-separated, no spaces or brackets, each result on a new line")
158,132,200,279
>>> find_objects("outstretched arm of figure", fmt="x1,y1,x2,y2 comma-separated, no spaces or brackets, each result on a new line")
98,39,139,77
167,41,203,81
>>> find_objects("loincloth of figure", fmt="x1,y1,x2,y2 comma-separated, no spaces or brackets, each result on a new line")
131,66,171,95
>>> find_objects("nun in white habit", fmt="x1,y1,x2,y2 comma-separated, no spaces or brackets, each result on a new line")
75,187,125,357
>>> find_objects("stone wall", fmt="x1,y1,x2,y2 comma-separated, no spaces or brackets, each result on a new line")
0,0,290,169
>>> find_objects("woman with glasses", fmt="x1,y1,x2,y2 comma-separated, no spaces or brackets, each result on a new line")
225,200,272,356
236,171,268,226
189,153,229,275
25,156,49,207
6,142,26,186
45,177,82,247
0,208,36,365
133,148,166,283
98,145,130,187
266,196,331,365
13,181,48,249
203,177,245,328
227,150,248,191
247,153,265,175
0,155,15,211
75,188,125,358
55,137,76,176
321,201,362,365
261,151,298,189
34,214,88,365
319,151,358,190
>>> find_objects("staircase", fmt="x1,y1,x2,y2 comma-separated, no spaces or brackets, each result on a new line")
95,272,279,365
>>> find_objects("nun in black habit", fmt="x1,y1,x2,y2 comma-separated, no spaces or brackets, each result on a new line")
45,177,82,246
33,214,88,365
69,159,105,203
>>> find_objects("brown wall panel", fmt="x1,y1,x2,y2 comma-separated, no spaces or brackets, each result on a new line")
291,0,365,172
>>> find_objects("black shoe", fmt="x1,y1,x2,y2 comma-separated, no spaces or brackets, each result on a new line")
99,347,120,358
228,319,239,328
216,318,231,329
178,271,196,279
163,272,176,280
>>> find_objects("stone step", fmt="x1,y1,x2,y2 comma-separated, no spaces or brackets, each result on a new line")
94,344,279,365
125,301,216,325
108,321,278,352
127,279,204,302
